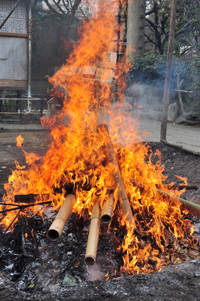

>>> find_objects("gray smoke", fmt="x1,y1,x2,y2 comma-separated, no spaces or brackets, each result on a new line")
85,263,105,281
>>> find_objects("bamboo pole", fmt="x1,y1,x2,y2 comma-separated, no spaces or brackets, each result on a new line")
168,184,198,190
131,180,200,217
48,194,75,241
101,194,114,224
85,202,101,265
97,124,134,225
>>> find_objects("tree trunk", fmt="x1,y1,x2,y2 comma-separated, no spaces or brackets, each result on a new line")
126,0,146,59
160,0,178,141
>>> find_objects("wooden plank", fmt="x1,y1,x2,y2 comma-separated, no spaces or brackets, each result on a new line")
95,68,115,83
0,79,27,87
0,32,27,37
77,66,97,78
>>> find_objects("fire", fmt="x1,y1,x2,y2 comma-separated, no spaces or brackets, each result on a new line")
16,135,24,147
0,0,196,275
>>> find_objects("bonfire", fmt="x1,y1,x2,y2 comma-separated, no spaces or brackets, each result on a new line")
0,0,199,277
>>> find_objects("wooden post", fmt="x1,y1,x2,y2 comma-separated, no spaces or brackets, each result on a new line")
160,0,178,141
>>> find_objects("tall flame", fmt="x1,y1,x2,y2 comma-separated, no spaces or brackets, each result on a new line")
0,0,195,275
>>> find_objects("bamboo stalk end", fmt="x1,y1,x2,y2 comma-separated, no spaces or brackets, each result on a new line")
101,214,111,224
48,229,60,241
85,255,96,266
48,218,66,241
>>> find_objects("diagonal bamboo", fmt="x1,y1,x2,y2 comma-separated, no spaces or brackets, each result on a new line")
48,194,75,241
97,124,134,225
131,179,200,218
85,202,101,265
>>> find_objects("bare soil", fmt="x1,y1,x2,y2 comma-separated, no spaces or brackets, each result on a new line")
0,130,200,300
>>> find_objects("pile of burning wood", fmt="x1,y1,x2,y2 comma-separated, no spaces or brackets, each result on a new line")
1,1,200,277
44,123,200,267
1,123,200,277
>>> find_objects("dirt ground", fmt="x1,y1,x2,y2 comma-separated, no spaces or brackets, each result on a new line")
0,130,49,196
0,130,200,300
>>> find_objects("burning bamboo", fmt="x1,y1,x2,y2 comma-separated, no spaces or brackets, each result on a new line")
169,184,198,190
48,194,75,241
97,124,134,225
131,180,200,218
101,194,114,224
85,202,100,265
15,194,50,203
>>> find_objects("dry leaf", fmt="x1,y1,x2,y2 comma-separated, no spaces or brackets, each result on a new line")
188,250,199,259
173,258,182,264
191,245,200,251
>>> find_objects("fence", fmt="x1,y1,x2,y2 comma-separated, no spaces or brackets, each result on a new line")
0,96,47,123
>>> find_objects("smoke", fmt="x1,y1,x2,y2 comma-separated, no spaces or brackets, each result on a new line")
85,263,104,281
125,83,164,116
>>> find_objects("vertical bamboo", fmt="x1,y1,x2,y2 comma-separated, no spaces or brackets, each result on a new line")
85,202,101,265
97,124,134,225
48,194,75,241
101,194,114,224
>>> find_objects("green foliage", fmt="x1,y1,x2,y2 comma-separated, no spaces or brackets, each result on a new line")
3,99,16,112
126,51,200,108
126,53,166,85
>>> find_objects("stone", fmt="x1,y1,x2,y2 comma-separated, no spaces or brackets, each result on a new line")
168,103,178,122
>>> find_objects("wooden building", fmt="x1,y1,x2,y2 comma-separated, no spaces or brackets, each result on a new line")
0,0,30,91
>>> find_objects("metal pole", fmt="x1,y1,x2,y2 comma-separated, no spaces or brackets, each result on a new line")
0,0,22,30
20,98,22,123
27,0,32,110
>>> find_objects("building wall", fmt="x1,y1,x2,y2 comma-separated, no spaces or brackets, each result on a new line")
0,0,28,89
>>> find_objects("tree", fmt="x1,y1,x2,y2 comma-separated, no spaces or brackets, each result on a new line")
145,0,200,55
160,0,177,141
31,0,88,81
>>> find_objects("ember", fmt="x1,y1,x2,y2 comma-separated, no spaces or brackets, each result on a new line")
0,0,200,281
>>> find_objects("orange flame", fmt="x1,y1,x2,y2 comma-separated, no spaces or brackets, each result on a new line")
16,135,24,147
0,0,195,275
